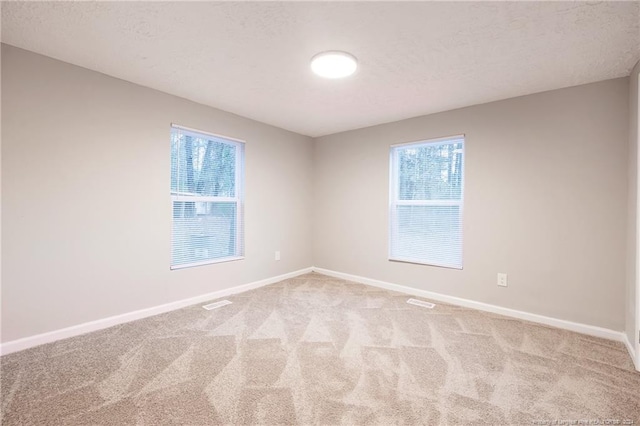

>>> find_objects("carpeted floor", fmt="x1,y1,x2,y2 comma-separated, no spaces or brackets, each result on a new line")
1,272,639,425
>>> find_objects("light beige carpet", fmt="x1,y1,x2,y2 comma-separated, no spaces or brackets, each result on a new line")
1,272,639,425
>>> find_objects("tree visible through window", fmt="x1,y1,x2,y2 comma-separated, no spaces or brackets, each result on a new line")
170,125,244,269
389,135,464,269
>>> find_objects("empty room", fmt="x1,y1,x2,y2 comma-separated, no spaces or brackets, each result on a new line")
1,1,639,425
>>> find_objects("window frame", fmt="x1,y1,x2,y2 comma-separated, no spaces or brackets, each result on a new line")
388,134,465,269
170,124,245,270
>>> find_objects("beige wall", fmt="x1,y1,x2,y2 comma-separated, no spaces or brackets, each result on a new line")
1,45,314,342
314,78,630,331
628,61,640,348
1,44,634,343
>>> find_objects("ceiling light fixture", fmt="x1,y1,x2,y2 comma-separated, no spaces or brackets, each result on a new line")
310,51,358,79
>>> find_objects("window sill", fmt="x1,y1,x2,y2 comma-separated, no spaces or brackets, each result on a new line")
171,256,245,270
388,257,463,270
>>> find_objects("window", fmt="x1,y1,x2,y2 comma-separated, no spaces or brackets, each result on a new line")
389,135,464,269
170,125,244,269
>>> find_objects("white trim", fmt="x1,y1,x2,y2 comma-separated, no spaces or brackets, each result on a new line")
0,267,313,356
388,137,465,271
236,142,245,257
169,128,245,270
388,256,464,270
311,267,626,344
391,133,465,148
4,265,634,369
171,123,246,144
623,332,639,371
388,146,398,261
170,255,245,270
635,71,640,370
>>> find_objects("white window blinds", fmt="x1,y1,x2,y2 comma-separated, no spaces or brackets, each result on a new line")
389,135,464,269
170,125,244,269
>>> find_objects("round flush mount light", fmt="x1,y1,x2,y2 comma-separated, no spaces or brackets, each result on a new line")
310,51,358,79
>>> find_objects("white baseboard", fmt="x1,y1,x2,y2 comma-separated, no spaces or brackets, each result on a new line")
312,267,628,345
622,333,639,371
0,267,313,356
5,266,637,371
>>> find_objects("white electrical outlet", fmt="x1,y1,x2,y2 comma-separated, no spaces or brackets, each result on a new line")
275,251,281,261
497,273,508,287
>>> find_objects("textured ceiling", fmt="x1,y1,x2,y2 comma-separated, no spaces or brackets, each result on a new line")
2,1,639,137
